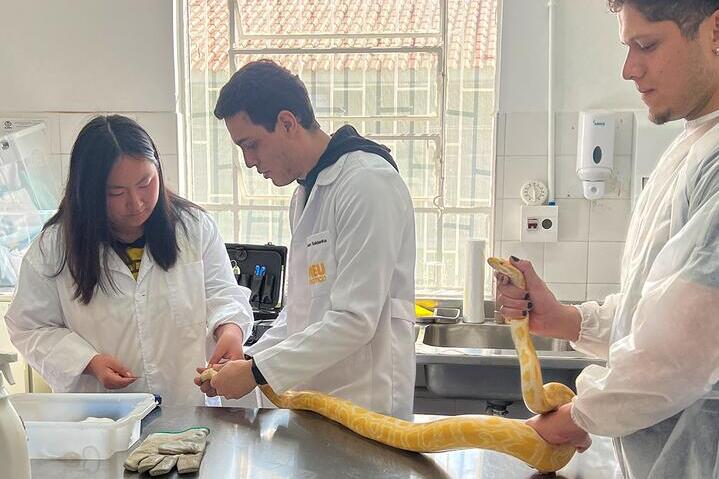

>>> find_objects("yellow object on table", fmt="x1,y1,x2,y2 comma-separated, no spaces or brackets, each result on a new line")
415,303,434,317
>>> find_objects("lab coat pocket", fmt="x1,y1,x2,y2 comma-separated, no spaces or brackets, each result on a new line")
167,260,207,333
306,231,335,298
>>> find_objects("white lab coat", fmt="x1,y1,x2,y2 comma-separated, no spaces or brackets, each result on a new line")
4,210,253,406
246,150,417,420
570,110,719,478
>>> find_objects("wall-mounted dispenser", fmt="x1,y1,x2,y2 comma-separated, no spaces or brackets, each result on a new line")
577,111,616,200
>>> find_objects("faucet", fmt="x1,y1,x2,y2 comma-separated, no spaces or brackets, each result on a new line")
485,400,512,417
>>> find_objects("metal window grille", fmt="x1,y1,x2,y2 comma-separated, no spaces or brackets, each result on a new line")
186,0,498,296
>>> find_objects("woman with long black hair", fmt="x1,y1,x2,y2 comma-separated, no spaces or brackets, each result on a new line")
4,115,253,406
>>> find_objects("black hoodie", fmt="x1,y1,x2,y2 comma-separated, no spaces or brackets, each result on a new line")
298,125,398,202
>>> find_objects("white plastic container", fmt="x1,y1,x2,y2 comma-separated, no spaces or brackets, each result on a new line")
9,393,157,460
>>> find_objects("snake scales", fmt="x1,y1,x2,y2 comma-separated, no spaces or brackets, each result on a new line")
200,256,577,472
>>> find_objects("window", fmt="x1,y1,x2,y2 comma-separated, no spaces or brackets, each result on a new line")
187,0,498,296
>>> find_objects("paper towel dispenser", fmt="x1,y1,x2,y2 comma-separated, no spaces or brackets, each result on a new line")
577,111,616,200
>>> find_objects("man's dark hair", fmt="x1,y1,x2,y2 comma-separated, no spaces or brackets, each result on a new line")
608,0,719,39
214,59,319,131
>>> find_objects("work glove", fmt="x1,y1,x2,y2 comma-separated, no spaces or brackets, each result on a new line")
124,427,210,476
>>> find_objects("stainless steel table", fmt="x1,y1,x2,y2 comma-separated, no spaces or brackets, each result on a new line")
31,406,618,478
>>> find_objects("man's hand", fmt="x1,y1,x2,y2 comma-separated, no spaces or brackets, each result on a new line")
495,256,581,341
526,403,592,452
209,323,245,365
194,365,220,397
84,354,137,389
196,359,257,400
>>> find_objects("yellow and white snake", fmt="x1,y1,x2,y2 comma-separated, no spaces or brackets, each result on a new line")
201,256,576,473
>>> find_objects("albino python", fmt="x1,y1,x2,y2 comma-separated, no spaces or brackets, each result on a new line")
200,257,576,473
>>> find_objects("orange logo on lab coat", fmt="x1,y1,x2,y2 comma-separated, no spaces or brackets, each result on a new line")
308,262,327,285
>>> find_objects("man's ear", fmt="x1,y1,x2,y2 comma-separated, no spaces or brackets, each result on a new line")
712,9,719,45
276,110,299,135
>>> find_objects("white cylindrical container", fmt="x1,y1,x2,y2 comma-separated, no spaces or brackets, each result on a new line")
463,239,486,323
0,352,31,479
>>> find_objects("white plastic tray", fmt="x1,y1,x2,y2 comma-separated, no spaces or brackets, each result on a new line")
9,393,157,460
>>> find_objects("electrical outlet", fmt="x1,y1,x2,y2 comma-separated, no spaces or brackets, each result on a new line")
520,205,558,243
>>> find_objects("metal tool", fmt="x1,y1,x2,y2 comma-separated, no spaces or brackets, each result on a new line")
415,307,461,324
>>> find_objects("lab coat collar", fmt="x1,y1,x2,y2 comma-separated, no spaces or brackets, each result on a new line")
105,245,131,276
314,152,350,187
685,108,719,131
292,158,347,230
104,243,155,284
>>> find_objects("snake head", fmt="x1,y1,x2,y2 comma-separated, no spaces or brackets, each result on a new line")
487,256,526,289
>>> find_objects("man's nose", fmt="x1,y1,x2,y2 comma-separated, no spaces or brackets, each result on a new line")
243,153,258,169
622,49,642,81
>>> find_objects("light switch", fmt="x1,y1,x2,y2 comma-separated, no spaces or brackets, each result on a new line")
520,205,559,243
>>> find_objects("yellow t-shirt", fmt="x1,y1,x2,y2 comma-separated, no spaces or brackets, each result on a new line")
121,237,145,280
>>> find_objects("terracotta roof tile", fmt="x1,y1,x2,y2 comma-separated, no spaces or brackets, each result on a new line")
190,0,497,72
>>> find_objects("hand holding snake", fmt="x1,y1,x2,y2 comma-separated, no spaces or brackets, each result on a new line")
199,256,583,473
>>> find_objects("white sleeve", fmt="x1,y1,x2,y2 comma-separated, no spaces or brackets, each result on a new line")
244,307,288,356
570,293,622,360
253,169,412,392
572,184,719,437
4,257,97,391
200,213,253,344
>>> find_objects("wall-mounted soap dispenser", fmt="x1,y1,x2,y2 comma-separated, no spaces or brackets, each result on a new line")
577,111,616,200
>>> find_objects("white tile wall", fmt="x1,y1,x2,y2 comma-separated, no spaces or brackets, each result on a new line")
493,111,634,302
554,112,579,156
500,241,545,276
500,199,522,241
547,282,587,302
162,154,180,192
611,155,632,199
589,199,632,242
556,198,589,241
492,199,504,243
587,242,624,284
60,154,71,184
494,156,506,198
135,112,179,156
544,242,588,283
495,112,506,157
503,157,548,199
587,283,621,301
505,112,548,156
615,111,635,156
59,113,103,154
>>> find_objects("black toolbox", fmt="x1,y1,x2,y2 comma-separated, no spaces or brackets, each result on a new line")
225,243,287,345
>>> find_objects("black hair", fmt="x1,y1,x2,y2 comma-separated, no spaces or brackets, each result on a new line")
43,115,200,304
608,0,719,39
213,59,319,131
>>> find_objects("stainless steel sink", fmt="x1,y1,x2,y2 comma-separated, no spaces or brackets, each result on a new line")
423,362,580,401
419,322,578,401
422,322,571,351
